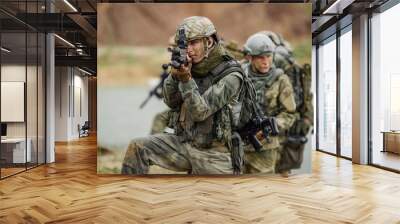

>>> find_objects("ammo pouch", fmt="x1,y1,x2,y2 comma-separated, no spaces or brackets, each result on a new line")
291,118,311,137
276,135,307,172
169,109,183,135
191,116,214,148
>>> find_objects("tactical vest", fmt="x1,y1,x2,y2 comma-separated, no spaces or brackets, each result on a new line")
177,59,244,149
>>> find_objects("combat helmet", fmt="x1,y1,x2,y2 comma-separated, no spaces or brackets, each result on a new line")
257,30,293,53
175,16,217,42
243,33,275,56
257,30,294,68
175,16,218,59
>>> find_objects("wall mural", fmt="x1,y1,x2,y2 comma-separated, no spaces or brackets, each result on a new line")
97,3,312,176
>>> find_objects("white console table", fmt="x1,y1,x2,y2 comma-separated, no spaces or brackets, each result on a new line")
1,138,31,163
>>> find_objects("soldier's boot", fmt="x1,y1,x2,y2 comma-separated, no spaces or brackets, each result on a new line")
121,140,150,174
280,170,291,178
121,164,137,174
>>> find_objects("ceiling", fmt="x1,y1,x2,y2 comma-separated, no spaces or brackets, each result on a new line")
311,0,390,43
0,0,97,74
1,0,396,73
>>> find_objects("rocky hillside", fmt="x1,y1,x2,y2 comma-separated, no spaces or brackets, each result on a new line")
98,3,311,47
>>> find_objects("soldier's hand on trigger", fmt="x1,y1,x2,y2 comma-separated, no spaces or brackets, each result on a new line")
171,56,192,83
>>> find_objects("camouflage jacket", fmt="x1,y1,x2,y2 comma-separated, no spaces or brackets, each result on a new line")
242,63,297,149
163,58,243,149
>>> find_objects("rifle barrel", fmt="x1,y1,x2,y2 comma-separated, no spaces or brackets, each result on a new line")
139,95,151,109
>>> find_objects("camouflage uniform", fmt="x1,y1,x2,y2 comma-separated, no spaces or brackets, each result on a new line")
150,109,170,134
122,16,243,175
149,36,177,135
242,34,297,174
249,31,314,173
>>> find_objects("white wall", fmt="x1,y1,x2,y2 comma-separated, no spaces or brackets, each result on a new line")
1,65,37,138
55,67,89,141
1,66,26,134
1,64,46,164
71,73,89,138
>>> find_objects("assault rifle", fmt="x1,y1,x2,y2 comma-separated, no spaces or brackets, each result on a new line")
168,28,188,69
230,115,279,174
237,116,279,152
139,64,169,109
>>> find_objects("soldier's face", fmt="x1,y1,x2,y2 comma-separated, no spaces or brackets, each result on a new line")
187,38,206,64
251,55,273,74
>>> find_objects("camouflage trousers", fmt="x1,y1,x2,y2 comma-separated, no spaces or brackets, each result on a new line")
150,109,171,134
121,133,233,175
244,147,280,174
243,137,282,174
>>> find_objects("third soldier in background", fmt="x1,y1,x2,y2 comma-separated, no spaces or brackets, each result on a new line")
258,31,314,176
242,33,297,176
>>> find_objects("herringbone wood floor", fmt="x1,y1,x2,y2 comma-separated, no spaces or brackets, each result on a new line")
1,135,400,224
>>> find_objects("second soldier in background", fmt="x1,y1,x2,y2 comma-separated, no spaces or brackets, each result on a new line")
241,33,297,176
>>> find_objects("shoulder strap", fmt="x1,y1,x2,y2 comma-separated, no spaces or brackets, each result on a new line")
209,59,244,84
263,67,283,87
275,68,284,76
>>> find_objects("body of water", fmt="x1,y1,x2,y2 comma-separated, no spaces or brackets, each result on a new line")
98,85,168,151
